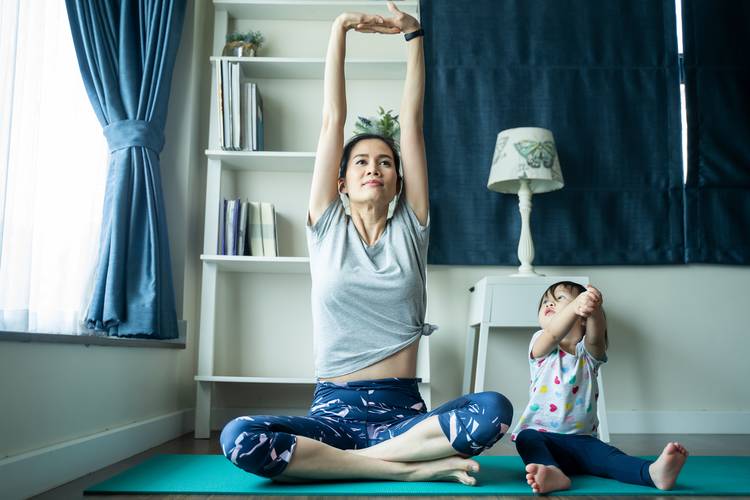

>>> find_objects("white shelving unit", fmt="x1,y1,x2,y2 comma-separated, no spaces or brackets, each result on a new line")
195,0,428,439
209,56,408,79
214,0,418,21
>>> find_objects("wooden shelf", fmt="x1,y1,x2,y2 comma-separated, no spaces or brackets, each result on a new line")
195,375,316,384
205,150,314,172
214,0,419,21
210,56,406,80
201,255,310,273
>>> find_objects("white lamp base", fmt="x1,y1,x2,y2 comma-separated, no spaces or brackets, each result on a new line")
512,179,543,277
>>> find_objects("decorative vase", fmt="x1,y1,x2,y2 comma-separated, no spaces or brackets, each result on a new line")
222,42,257,57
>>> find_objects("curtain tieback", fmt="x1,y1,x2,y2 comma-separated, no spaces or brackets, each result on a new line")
103,119,165,154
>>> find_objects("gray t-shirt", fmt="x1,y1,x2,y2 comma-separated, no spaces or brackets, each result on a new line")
306,195,437,378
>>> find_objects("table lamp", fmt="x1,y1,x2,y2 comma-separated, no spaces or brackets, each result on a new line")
487,127,564,276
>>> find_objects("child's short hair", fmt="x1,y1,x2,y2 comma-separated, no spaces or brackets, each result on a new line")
537,281,586,312
538,281,608,348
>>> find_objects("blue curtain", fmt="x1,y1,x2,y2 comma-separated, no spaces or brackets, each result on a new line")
65,0,186,338
421,0,684,265
682,0,750,264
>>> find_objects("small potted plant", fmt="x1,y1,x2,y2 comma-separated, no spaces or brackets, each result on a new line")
354,107,401,145
222,30,265,57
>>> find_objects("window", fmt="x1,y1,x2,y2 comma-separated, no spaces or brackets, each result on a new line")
675,0,688,183
0,0,108,334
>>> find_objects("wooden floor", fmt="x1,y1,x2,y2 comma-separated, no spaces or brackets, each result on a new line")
33,433,750,500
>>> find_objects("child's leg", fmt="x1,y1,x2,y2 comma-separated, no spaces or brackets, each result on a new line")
515,429,561,467
571,435,656,487
515,430,576,494
648,442,689,490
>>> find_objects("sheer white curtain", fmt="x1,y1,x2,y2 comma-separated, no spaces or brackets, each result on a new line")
0,0,108,334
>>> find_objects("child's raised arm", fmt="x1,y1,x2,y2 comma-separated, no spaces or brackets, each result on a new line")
582,285,607,360
531,288,601,358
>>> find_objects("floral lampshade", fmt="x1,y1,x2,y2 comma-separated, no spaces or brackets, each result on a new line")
487,127,564,194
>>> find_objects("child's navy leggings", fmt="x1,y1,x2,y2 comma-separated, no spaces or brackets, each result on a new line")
220,377,513,478
515,429,655,487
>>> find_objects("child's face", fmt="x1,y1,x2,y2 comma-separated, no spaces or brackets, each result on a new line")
538,284,581,328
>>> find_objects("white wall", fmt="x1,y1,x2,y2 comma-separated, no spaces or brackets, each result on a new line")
211,265,750,431
427,265,750,415
196,8,750,428
0,0,212,462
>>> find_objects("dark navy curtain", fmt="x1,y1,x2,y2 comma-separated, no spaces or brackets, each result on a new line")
682,0,750,264
422,1,683,265
65,0,186,338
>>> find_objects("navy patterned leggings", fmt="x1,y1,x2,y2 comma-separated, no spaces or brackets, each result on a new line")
220,378,513,478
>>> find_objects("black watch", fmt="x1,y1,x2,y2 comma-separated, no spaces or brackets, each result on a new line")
404,28,424,42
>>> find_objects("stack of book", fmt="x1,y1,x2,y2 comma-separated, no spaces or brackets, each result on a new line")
217,198,278,257
216,60,264,151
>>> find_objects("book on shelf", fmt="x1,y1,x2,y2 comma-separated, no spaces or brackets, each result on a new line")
221,60,232,150
225,198,241,255
216,62,224,150
242,82,264,151
231,61,241,150
216,198,277,257
260,201,278,257
217,198,226,254
237,200,248,256
255,82,264,151
248,201,264,256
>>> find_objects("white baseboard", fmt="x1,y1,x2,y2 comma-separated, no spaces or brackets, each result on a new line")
214,408,750,435
608,411,750,434
0,409,194,500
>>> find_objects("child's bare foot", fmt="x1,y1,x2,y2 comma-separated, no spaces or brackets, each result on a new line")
649,442,689,490
525,463,571,494
408,456,480,486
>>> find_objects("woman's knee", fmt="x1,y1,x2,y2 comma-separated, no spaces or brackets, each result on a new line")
220,416,255,455
219,416,294,478
472,391,514,424
442,391,514,455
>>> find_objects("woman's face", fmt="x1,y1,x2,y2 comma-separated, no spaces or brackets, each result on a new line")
339,138,399,209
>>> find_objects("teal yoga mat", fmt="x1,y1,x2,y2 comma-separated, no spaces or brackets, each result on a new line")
85,454,750,496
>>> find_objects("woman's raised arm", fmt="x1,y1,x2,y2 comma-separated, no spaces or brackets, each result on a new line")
388,2,428,225
309,13,390,225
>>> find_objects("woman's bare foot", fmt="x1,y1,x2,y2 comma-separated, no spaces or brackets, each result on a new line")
408,456,480,486
525,463,571,494
649,442,689,490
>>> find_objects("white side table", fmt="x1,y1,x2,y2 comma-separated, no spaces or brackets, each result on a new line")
463,275,610,442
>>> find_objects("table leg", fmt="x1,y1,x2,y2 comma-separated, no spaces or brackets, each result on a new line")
474,323,490,393
596,369,611,442
462,325,477,394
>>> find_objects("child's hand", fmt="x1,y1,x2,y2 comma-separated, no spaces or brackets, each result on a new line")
586,285,603,306
573,285,603,317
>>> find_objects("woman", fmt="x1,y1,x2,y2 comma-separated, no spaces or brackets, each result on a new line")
221,2,513,485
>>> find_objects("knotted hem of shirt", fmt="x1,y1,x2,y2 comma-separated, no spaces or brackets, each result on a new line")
421,323,438,336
